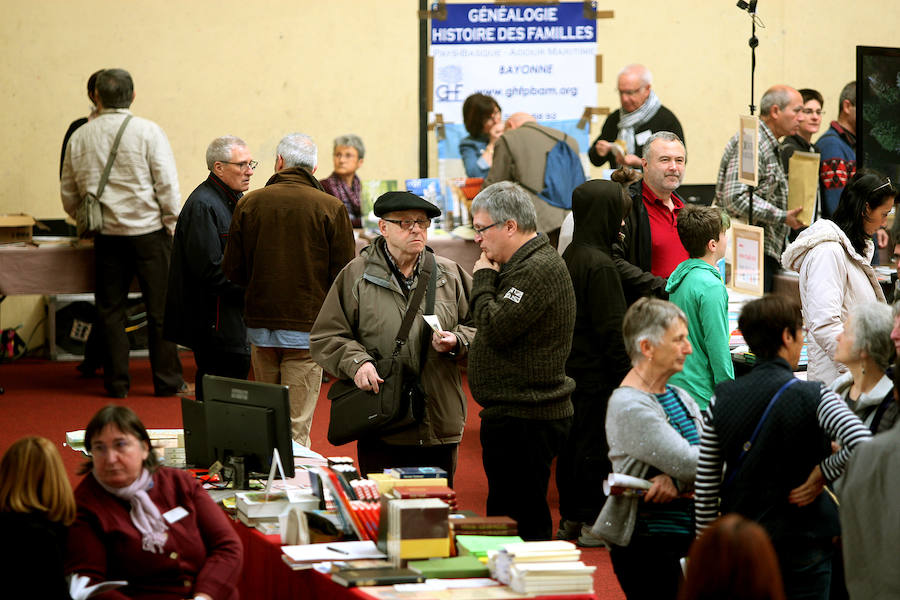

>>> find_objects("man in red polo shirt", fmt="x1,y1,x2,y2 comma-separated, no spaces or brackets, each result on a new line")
613,131,689,304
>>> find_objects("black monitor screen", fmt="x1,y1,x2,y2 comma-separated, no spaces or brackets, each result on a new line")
857,45,900,182
202,375,295,484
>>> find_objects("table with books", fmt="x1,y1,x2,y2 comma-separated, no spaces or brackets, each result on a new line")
229,466,598,600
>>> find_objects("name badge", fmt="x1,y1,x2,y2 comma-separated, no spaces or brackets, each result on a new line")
163,506,189,524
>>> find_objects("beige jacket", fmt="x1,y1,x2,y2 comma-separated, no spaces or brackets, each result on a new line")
61,108,180,236
310,239,476,445
484,122,577,233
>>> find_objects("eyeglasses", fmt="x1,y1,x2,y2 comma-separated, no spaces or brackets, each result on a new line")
873,177,893,193
221,160,258,171
473,221,503,235
383,218,431,231
801,108,824,116
617,86,646,97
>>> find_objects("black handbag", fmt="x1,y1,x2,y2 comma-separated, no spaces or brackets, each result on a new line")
326,253,436,446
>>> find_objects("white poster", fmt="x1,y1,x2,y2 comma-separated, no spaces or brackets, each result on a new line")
431,3,597,176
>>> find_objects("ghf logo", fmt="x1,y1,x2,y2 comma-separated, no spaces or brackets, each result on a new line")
436,65,463,102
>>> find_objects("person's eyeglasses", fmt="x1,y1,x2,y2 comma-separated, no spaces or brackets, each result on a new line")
873,177,893,193
473,221,502,235
617,86,646,97
383,218,431,231
801,108,824,116
221,160,258,171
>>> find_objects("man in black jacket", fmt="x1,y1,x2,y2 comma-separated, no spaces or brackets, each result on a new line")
164,136,255,399
588,64,684,169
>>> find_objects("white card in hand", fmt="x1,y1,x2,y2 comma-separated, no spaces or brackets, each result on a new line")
423,314,442,333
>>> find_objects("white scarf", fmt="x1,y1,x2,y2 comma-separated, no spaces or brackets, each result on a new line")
97,468,168,553
618,90,662,155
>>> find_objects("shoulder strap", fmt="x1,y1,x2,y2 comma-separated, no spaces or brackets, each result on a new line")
95,115,133,199
723,378,799,488
416,253,438,377
391,252,434,357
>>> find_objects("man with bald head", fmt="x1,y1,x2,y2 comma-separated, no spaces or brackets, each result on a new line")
484,112,581,246
716,85,806,291
588,64,685,169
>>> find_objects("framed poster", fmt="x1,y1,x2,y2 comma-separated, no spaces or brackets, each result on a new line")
731,222,765,296
738,115,759,186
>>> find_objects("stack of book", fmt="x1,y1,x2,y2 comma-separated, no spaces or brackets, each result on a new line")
234,489,318,530
454,535,524,563
330,560,425,588
449,515,517,536
489,541,594,594
391,484,457,510
408,555,490,579
386,497,451,563
389,466,448,480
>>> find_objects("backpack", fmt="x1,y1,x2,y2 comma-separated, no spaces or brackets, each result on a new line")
538,136,585,210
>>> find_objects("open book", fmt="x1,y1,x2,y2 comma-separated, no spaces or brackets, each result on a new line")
68,574,127,600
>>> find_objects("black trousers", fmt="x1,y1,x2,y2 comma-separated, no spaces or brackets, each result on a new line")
193,344,251,401
763,254,781,293
94,229,183,396
556,385,613,524
481,414,572,541
356,438,459,488
609,533,692,600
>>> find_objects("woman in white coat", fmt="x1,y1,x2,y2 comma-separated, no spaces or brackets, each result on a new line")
781,170,896,384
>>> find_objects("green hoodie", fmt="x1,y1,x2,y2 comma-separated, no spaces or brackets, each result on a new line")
665,258,734,410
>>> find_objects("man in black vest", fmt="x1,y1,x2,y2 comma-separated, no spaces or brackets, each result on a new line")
694,295,870,600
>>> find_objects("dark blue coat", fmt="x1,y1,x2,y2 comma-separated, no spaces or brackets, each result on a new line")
164,174,248,354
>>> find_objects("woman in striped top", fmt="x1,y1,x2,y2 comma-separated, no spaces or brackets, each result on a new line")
589,298,701,600
694,295,871,600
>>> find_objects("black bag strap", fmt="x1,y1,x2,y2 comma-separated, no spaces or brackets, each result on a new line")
391,251,434,357
95,115,133,199
415,253,438,379
724,378,799,488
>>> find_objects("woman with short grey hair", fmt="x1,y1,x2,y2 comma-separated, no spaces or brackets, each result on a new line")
320,133,366,227
830,301,898,433
590,297,701,599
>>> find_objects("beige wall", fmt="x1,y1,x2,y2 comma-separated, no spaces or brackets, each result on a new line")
1,0,898,340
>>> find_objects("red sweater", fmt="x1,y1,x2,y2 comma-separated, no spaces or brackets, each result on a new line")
66,468,243,600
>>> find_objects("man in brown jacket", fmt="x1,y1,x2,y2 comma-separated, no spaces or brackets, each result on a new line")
223,132,355,447
310,192,475,484
483,112,580,246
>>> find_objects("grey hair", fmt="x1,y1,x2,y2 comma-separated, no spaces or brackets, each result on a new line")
205,135,247,171
839,81,856,110
760,86,794,117
277,133,317,170
642,131,686,161
334,134,365,160
622,298,688,365
618,64,652,86
471,181,537,233
848,302,895,370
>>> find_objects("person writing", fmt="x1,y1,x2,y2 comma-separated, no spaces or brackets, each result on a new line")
65,405,242,599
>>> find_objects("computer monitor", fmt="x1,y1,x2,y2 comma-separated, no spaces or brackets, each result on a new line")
201,375,295,488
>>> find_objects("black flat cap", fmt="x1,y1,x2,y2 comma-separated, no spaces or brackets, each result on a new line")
374,191,441,218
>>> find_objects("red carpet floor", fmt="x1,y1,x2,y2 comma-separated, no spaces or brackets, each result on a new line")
0,353,624,599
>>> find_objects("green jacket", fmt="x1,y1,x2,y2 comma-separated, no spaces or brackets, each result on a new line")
665,258,733,410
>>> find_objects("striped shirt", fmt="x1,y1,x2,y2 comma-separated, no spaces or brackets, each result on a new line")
694,387,871,533
638,386,700,536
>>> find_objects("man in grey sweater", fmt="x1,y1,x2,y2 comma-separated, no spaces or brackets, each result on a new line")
468,181,577,540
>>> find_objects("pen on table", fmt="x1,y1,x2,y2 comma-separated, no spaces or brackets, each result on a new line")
327,545,350,555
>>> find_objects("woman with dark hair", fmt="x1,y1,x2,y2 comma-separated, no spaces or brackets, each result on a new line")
678,513,785,600
782,169,896,384
65,405,242,600
458,93,502,178
589,297,701,599
695,294,871,600
0,436,76,599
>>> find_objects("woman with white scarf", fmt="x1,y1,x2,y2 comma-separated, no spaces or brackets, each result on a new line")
65,406,242,599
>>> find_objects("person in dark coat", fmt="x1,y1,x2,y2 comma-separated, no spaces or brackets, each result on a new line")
164,136,255,399
556,173,634,545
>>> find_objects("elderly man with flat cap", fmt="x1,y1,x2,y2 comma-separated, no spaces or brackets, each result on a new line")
311,192,476,483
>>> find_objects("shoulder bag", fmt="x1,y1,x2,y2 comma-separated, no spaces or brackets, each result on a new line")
75,115,132,238
326,252,437,446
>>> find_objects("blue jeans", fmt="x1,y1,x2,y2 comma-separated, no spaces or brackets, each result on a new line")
777,539,833,600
